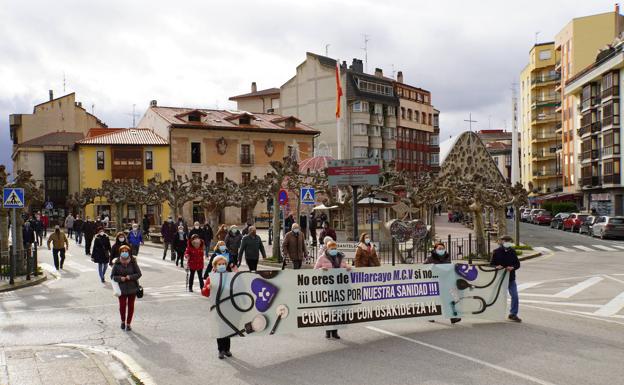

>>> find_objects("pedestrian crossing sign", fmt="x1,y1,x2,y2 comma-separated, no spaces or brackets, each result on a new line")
3,188,25,208
301,187,315,205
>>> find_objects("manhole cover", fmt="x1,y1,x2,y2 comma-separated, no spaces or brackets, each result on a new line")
36,349,87,363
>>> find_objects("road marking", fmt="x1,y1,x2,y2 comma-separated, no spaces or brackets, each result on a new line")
517,282,542,291
519,299,601,308
524,304,624,326
592,245,617,251
554,246,575,252
64,261,92,273
572,245,594,252
611,245,624,250
367,326,558,385
553,276,603,298
533,246,552,253
593,291,624,317
603,275,624,285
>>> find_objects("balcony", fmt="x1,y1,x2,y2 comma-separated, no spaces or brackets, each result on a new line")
602,115,620,129
555,122,562,133
580,96,601,112
533,169,559,179
531,94,560,109
531,113,558,125
581,176,601,187
534,150,557,159
531,74,560,88
601,86,620,101
578,122,602,137
531,133,558,143
240,154,254,166
601,145,621,157
603,173,621,184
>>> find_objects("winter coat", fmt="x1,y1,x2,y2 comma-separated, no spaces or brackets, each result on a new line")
173,232,188,252
22,223,35,245
161,222,177,243
225,231,243,256
189,227,205,240
82,221,97,239
184,239,205,271
203,225,213,244
111,258,142,296
32,219,43,232
110,240,129,264
315,250,347,270
238,234,266,261
73,219,84,232
41,215,49,228
424,251,451,265
127,230,143,246
490,246,520,282
319,228,337,245
284,216,295,233
215,227,228,242
354,243,380,267
208,251,235,272
309,214,317,231
64,215,75,229
142,217,150,233
47,231,68,249
282,231,307,262
91,234,112,264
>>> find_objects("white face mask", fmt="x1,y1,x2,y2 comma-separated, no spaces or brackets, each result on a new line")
194,225,199,229
118,237,125,242
293,229,300,234
503,242,513,249
364,238,371,244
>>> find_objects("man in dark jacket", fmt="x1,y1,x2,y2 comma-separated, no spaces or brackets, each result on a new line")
309,212,317,246
284,214,295,234
22,220,36,252
189,221,205,239
82,217,97,255
318,222,337,245
161,216,177,260
32,214,44,246
490,235,521,323
282,223,307,269
224,226,243,266
73,215,84,245
142,214,150,234
202,222,214,255
238,226,266,271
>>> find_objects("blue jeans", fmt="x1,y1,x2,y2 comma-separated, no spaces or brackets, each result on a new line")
98,263,108,282
508,280,519,316
75,230,83,244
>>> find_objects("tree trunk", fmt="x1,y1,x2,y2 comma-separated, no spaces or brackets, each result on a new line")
470,204,486,257
116,203,124,232
495,208,507,238
342,203,354,241
271,190,281,260
429,205,436,239
513,203,521,246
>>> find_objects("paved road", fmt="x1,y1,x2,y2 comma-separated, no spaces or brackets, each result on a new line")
0,236,623,385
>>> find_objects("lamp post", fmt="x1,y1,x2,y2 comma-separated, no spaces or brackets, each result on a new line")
368,193,375,242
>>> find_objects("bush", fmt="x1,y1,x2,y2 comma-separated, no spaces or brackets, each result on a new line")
542,201,577,215
513,245,533,250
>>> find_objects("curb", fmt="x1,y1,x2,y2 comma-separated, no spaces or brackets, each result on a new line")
59,344,156,385
0,273,48,293
518,251,543,261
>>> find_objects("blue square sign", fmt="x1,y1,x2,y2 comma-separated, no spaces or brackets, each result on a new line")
301,187,315,205
3,188,25,209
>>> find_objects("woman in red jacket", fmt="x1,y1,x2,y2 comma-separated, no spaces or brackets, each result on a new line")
184,234,205,292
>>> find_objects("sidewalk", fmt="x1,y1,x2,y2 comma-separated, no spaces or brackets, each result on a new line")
0,345,137,385
0,274,47,293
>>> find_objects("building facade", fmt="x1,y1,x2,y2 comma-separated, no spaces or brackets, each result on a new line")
229,82,280,114
138,103,318,224
556,9,624,193
477,129,519,183
565,40,624,216
519,43,562,194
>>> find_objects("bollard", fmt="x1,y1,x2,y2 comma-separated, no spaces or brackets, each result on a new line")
468,233,473,265
391,238,396,266
33,247,39,276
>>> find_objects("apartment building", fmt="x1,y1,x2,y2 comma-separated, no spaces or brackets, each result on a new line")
477,129,519,183
565,39,624,216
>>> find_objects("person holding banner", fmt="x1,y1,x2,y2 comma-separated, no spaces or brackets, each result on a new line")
491,235,522,323
204,241,232,279
209,255,239,359
354,233,380,267
314,240,350,339
425,243,460,324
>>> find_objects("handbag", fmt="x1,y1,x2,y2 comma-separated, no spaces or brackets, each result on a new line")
111,280,122,297
136,284,144,299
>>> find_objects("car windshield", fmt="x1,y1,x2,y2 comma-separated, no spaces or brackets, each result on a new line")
559,213,570,218
609,218,624,224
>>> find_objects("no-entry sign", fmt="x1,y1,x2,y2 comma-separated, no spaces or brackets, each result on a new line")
327,158,380,187
278,189,289,206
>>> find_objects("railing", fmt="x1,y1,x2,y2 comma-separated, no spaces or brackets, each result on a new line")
602,86,620,99
532,113,558,123
531,74,560,85
533,169,558,177
240,154,254,165
535,150,556,157
0,247,39,284
582,176,601,187
602,115,620,128
603,174,621,184
591,149,600,159
532,133,557,140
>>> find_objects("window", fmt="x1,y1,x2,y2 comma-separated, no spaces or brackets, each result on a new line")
382,149,396,161
367,125,381,136
382,127,395,140
239,116,251,125
356,79,393,96
401,107,405,119
271,98,280,109
242,172,251,184
387,106,396,116
191,142,201,163
352,101,369,112
430,135,439,146
97,151,105,170
216,172,224,183
145,151,153,170
407,109,412,120
428,113,432,125
188,113,201,122
240,144,252,164
353,147,368,158
422,112,426,123
45,153,68,205
352,123,368,135
430,154,439,166
374,103,383,115
539,50,552,60
368,148,380,159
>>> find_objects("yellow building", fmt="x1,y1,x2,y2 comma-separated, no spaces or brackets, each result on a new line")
556,8,624,193
520,42,562,194
76,128,171,227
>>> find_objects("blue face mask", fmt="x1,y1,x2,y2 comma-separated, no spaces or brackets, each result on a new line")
435,249,446,256
120,252,130,258
216,265,227,273
329,249,338,257
219,246,227,252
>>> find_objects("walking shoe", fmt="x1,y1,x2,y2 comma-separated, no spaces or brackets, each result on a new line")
218,351,225,359
120,323,125,330
331,330,341,340
224,351,232,357
451,318,462,324
508,314,522,323
126,325,132,331
325,331,331,339
101,278,105,283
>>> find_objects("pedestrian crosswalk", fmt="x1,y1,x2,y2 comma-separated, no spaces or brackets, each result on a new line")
533,243,624,254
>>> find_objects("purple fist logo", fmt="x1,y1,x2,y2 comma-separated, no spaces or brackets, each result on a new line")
455,264,478,281
251,278,278,313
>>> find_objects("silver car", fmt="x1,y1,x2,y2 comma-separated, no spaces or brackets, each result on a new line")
592,216,624,239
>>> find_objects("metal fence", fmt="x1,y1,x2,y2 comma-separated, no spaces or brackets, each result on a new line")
0,247,39,284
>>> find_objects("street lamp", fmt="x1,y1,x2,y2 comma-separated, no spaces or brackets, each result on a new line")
368,193,375,242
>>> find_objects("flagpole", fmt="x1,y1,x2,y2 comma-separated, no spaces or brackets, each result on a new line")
336,58,342,160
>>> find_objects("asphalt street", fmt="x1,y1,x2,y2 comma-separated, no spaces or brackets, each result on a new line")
0,232,623,385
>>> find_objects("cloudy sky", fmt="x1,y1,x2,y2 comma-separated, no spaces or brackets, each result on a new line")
0,0,614,172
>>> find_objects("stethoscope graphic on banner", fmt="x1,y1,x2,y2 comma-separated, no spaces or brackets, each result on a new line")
210,271,289,337
450,266,508,316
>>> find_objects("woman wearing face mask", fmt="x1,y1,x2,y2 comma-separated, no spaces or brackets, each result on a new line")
110,232,129,266
209,255,239,359
314,240,350,340
317,236,334,260
205,241,232,279
127,223,144,256
184,234,205,292
111,245,142,331
173,225,188,268
355,232,380,267
91,226,112,283
224,225,242,267
425,243,460,324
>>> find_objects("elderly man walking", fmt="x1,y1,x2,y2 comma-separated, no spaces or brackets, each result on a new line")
281,223,307,269
238,226,266,271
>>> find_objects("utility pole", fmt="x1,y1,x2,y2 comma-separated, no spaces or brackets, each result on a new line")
127,104,139,127
361,34,370,72
325,44,330,56
63,72,66,93
464,113,477,132
535,31,540,45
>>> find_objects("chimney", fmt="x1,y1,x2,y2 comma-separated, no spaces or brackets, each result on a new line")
397,71,404,83
251,82,257,93
350,58,364,73
150,100,157,107
49,90,53,101
374,68,383,77
77,102,82,108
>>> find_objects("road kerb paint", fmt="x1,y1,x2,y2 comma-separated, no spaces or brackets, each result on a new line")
366,326,558,385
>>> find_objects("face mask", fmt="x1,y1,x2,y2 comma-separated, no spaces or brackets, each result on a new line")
328,249,338,256
219,245,227,252
120,252,130,258
194,225,199,229
293,229,300,234
168,219,173,223
118,237,125,243
364,238,371,244
132,226,138,231
216,265,227,273
178,230,184,234
503,242,513,249
99,231,105,236
192,240,201,247
436,249,446,256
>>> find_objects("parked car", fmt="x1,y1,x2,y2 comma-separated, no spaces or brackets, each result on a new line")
591,216,624,239
550,213,570,229
563,213,590,232
520,209,532,222
534,211,553,225
529,209,545,224
578,216,596,235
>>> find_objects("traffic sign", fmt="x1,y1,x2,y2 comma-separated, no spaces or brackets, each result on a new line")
327,158,380,187
3,188,25,208
45,201,54,210
301,187,315,205
278,189,289,206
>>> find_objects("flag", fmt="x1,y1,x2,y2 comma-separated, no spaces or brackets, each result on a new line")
335,60,343,118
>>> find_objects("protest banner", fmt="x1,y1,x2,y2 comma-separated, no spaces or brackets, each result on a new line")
206,264,509,338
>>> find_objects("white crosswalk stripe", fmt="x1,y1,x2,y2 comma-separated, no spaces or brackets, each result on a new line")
553,276,603,298
612,245,624,250
594,291,624,317
533,246,552,253
517,281,542,291
64,261,92,273
554,246,575,252
592,245,617,251
573,245,594,252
